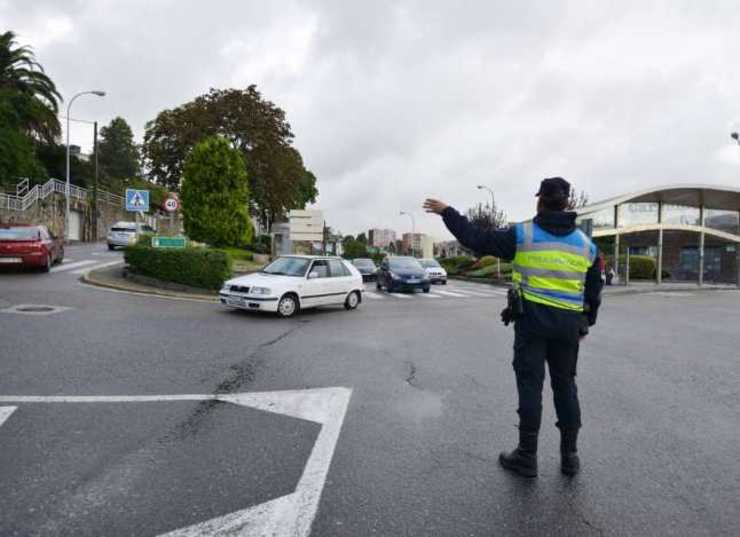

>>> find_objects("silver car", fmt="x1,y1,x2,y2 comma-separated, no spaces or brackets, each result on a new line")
106,221,155,250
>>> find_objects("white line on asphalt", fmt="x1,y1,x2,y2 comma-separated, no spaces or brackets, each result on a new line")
0,387,353,537
434,290,468,298
70,260,124,274
388,293,412,299
50,259,97,273
419,293,441,298
362,292,384,299
0,406,16,428
78,281,218,303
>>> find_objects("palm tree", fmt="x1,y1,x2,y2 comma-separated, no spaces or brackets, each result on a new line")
0,31,62,142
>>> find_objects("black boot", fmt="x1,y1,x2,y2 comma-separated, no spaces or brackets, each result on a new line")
560,428,580,476
499,430,538,477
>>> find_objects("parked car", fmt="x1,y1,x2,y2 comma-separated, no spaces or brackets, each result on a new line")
419,258,448,284
352,257,378,281
376,256,431,293
0,224,64,272
219,255,364,318
107,221,155,250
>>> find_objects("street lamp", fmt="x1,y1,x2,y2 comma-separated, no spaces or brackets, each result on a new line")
476,184,501,279
476,184,496,208
399,211,416,257
66,90,105,241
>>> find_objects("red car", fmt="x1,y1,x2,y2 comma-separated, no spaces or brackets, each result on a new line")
0,224,64,272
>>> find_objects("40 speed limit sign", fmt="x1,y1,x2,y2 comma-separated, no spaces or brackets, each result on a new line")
163,196,179,212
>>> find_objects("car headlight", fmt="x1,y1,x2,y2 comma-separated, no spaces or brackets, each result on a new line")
251,286,271,295
390,272,400,280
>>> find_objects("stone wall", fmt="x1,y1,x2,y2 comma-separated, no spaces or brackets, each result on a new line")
0,192,127,241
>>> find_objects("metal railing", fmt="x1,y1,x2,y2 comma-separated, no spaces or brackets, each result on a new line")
1,178,123,212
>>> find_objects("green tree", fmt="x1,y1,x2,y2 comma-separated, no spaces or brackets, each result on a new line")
0,31,61,143
143,86,317,225
0,96,45,185
98,117,140,185
180,136,253,247
342,238,368,259
356,232,368,244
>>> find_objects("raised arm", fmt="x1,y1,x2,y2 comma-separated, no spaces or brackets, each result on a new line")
423,199,516,261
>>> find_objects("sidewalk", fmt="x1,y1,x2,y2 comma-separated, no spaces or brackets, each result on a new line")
81,265,218,302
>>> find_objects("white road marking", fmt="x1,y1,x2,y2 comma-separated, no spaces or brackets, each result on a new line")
0,406,16,428
388,293,412,299
434,290,468,298
50,259,97,273
362,292,384,299
419,293,441,298
0,387,352,537
70,260,124,274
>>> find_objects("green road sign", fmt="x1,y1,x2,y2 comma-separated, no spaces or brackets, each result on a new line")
151,236,187,249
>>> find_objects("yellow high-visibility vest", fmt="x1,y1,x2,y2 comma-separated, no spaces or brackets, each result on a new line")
512,221,596,312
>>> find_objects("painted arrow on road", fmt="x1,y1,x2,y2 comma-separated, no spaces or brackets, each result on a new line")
0,387,352,537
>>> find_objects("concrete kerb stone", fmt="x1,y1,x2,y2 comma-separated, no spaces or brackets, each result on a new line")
81,265,219,303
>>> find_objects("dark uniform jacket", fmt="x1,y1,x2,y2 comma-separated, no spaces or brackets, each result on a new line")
441,207,603,341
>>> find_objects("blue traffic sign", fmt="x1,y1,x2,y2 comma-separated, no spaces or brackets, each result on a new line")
125,189,150,212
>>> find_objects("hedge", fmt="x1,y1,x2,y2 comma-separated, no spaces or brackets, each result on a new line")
438,255,475,275
124,243,233,290
606,254,671,280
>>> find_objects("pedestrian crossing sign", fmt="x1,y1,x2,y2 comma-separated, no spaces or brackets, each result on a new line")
125,189,149,212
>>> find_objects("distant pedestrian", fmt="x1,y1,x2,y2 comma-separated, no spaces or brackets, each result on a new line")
424,177,603,477
606,266,615,286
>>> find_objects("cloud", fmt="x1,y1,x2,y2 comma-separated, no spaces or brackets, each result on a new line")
4,0,740,239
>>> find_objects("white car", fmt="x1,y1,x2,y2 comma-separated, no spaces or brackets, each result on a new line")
419,258,448,284
107,221,155,250
219,255,364,318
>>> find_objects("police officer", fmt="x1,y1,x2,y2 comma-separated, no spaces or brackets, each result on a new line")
423,177,602,477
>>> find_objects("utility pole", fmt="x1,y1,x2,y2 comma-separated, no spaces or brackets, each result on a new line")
400,211,416,257
92,120,98,241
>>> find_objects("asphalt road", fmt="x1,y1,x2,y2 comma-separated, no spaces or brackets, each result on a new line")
1,242,739,536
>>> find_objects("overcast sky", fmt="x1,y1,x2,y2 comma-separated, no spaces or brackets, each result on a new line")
4,0,740,239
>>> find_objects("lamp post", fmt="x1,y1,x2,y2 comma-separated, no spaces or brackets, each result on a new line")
476,184,501,279
732,133,740,288
476,184,496,209
400,211,416,257
66,90,105,241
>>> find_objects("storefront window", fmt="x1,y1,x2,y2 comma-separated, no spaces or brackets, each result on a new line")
704,209,739,235
662,204,700,226
618,203,659,227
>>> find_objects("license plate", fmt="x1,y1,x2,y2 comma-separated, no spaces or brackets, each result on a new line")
226,296,246,307
407,278,419,283
0,257,22,263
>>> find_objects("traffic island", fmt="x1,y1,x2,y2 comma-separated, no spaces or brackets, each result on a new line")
81,264,218,302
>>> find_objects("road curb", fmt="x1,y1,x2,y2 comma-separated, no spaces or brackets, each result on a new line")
81,267,218,303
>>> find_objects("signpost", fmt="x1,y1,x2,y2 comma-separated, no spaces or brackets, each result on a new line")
163,196,179,213
151,236,187,249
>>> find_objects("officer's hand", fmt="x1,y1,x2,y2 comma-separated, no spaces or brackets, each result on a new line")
423,199,448,214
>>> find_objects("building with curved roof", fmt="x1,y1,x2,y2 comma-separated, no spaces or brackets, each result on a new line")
576,184,740,285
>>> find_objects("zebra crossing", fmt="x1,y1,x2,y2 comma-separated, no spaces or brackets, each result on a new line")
50,254,123,275
362,283,507,302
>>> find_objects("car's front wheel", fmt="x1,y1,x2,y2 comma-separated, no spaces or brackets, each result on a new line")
345,290,361,310
277,293,299,318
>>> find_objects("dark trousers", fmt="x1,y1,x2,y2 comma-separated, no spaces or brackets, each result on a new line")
512,330,581,433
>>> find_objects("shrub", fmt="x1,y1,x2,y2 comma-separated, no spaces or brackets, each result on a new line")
479,255,498,267
180,136,253,247
125,243,233,290
438,255,475,275
251,234,272,254
466,263,512,279
605,254,669,280
216,247,254,262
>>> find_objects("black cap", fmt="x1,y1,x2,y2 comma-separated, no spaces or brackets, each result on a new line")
536,177,571,199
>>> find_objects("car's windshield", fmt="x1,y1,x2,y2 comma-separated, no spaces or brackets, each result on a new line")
0,227,40,241
388,258,422,271
111,223,136,232
352,258,375,268
261,257,311,277
419,259,441,268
